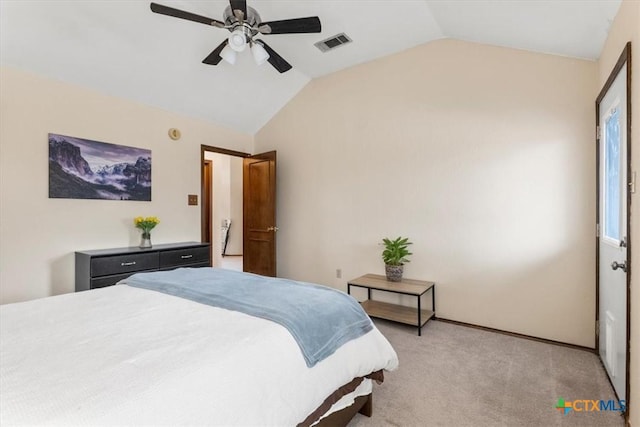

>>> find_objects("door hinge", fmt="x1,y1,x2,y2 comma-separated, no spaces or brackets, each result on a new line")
596,223,600,237
596,125,601,140
629,171,636,194
596,320,599,337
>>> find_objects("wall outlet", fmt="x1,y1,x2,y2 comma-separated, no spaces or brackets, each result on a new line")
336,268,342,279
188,194,198,206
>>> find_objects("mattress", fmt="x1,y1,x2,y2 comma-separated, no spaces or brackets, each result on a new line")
0,282,398,426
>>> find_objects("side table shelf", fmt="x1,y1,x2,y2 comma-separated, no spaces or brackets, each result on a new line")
348,274,435,336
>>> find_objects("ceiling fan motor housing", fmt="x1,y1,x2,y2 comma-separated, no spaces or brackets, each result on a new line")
224,5,260,39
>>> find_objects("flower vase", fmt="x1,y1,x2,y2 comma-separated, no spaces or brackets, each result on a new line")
140,232,152,249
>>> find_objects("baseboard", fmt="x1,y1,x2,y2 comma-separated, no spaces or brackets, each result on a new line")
435,317,596,353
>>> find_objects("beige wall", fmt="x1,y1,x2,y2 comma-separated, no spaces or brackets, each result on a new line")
597,0,640,424
206,151,231,267
255,39,598,347
0,67,252,304
205,152,244,266
229,156,243,255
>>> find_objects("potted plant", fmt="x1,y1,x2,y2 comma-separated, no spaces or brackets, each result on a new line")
382,236,412,282
134,216,160,248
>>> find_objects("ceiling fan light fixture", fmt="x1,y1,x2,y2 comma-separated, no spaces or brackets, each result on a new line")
150,1,322,73
228,28,247,52
251,42,270,65
220,45,237,64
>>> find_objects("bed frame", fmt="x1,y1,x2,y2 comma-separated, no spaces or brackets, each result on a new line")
315,393,372,427
301,371,383,427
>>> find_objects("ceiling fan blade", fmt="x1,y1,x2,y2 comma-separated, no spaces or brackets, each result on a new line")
229,0,247,21
150,2,225,28
258,17,321,34
202,40,229,65
258,40,292,73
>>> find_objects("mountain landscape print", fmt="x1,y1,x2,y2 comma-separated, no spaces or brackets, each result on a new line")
49,134,151,201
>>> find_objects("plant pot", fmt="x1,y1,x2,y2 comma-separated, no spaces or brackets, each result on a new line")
140,233,152,249
385,264,403,282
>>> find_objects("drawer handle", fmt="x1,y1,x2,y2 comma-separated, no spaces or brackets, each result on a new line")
181,255,193,259
121,261,137,266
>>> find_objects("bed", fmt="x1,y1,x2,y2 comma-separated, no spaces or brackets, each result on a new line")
0,268,398,426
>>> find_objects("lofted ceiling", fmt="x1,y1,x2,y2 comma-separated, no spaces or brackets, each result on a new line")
0,0,621,135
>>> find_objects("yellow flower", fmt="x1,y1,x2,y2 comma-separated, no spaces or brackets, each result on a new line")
134,216,160,233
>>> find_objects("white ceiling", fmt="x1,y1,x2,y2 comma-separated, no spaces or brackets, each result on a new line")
0,0,621,135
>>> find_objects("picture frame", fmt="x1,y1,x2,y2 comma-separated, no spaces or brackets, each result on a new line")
48,133,151,201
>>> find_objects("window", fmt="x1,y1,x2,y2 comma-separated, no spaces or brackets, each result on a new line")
604,107,621,242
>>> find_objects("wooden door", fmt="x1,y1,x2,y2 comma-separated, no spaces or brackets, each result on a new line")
243,151,276,276
203,160,213,266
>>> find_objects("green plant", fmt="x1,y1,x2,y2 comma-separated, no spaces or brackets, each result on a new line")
381,237,413,266
134,216,160,236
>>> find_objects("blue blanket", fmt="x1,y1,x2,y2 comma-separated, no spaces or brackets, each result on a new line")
122,268,373,368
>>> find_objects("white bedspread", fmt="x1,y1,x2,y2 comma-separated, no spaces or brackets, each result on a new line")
0,284,398,426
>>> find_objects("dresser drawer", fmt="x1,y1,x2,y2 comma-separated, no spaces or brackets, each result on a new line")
90,273,136,289
91,252,158,277
160,261,211,271
160,246,210,268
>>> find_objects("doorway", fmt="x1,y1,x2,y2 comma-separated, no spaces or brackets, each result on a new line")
595,42,631,409
201,146,250,271
200,145,278,277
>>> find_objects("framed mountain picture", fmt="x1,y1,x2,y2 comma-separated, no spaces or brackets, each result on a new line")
48,133,151,201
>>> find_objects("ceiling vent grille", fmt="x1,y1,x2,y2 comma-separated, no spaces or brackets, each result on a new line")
314,33,352,52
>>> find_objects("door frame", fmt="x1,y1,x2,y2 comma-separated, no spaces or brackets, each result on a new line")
200,145,251,260
595,41,632,413
203,159,213,265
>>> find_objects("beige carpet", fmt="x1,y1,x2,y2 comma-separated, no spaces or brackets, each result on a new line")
349,320,624,427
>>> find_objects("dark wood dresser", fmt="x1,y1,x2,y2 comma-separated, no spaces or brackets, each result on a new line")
75,242,211,292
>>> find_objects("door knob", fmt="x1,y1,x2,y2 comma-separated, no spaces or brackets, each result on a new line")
611,261,627,272
267,226,279,232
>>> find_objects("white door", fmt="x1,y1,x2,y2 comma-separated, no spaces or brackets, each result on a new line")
597,62,628,402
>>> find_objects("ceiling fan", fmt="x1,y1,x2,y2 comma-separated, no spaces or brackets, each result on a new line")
150,1,322,73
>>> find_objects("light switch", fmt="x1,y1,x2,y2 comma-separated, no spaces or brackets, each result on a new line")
188,194,198,206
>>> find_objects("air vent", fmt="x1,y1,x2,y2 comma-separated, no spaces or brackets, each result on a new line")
314,33,352,52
